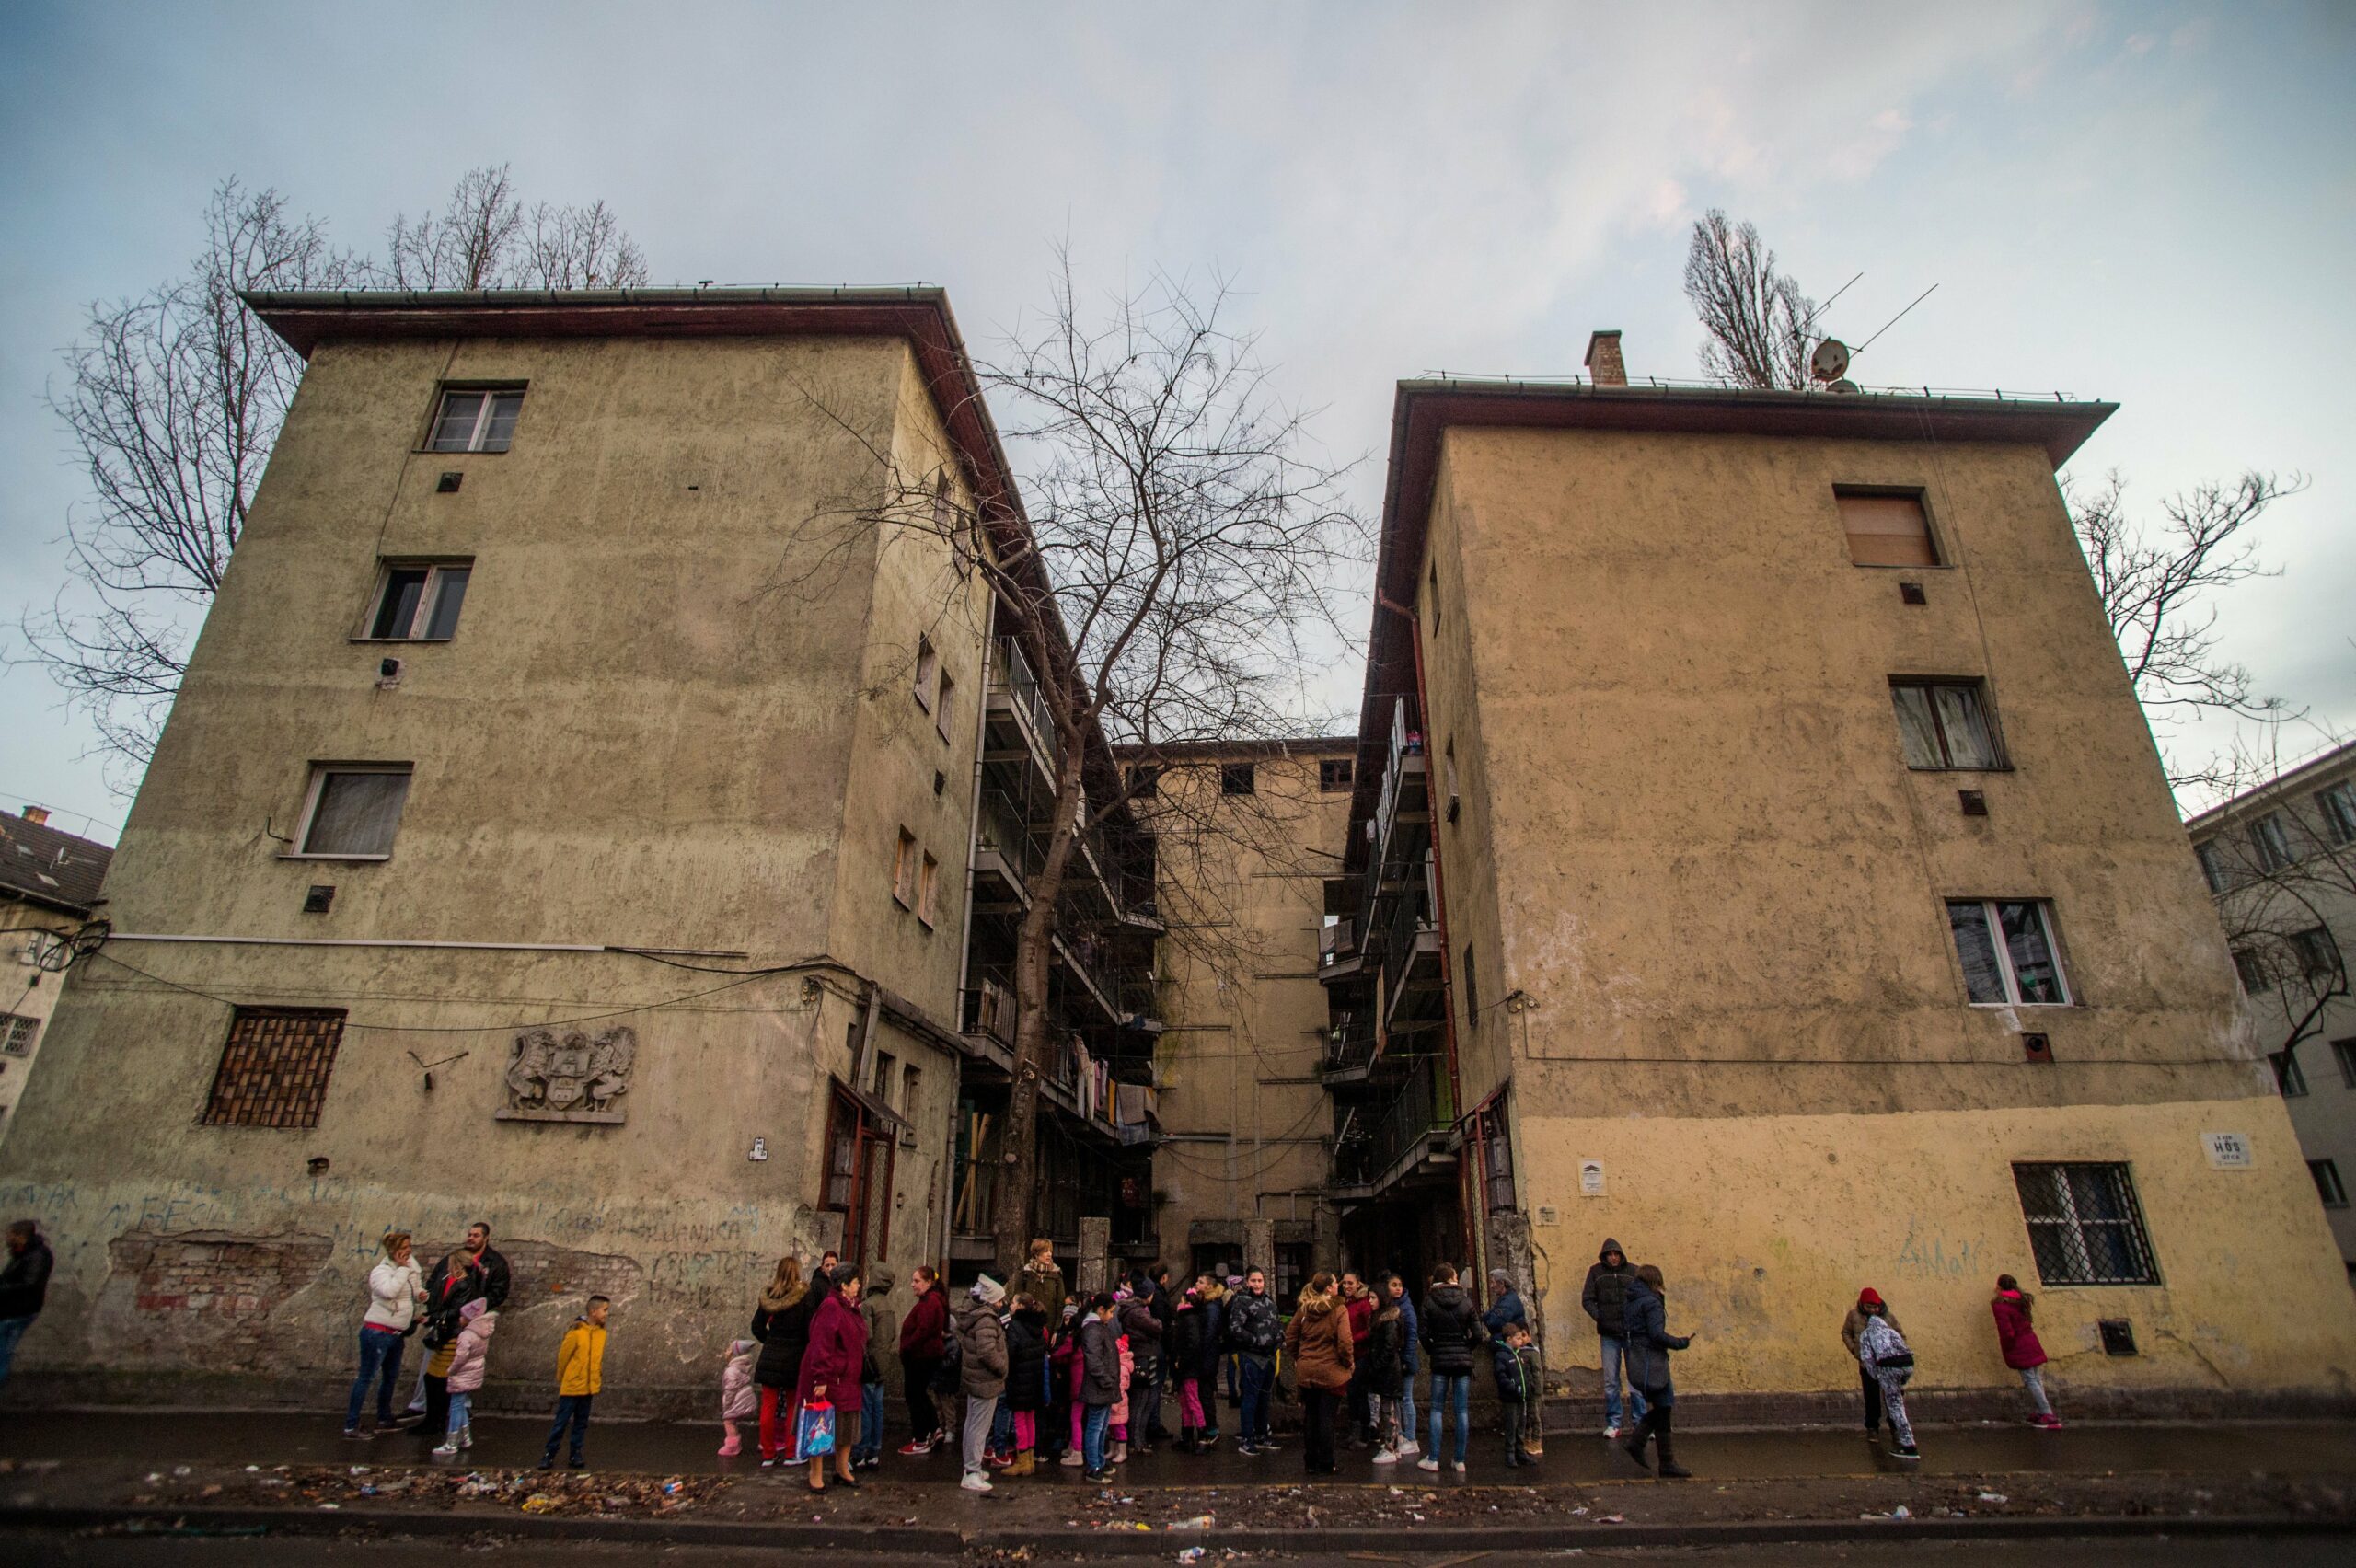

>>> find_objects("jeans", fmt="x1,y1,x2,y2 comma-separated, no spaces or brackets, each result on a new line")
1599,1335,1649,1428
856,1381,886,1459
1302,1384,1342,1472
1082,1401,1113,1470
542,1393,594,1464
991,1400,1014,1452
2019,1366,2052,1417
1398,1370,1417,1448
901,1352,942,1440
445,1389,473,1439
1426,1372,1471,1465
0,1315,36,1396
345,1325,407,1430
961,1394,999,1476
1239,1355,1274,1444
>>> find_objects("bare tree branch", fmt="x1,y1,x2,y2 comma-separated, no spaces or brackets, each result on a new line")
1684,208,1816,390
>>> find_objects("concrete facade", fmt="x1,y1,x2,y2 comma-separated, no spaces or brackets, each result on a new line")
0,813,114,1145
2186,740,2356,1277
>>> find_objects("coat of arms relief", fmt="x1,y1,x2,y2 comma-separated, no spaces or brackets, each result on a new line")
497,1025,637,1124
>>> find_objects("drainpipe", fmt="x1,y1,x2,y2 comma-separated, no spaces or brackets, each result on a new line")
946,621,997,1270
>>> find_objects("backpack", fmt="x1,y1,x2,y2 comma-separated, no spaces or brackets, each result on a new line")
930,1328,964,1395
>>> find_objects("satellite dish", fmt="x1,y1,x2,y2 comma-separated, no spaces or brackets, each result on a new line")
1809,339,1851,383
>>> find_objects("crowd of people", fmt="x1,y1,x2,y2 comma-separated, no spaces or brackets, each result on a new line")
321,1223,2066,1484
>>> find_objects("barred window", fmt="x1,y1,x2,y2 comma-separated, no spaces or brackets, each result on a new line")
2013,1162,2160,1286
202,1008,347,1127
1,1013,39,1055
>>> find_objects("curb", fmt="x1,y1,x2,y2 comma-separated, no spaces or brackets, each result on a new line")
6,1504,2352,1553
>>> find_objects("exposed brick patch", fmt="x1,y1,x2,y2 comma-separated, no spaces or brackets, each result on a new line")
410,1238,643,1309
200,1009,345,1127
98,1230,334,1371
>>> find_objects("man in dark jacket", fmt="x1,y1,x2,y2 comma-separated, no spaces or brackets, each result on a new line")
1417,1263,1484,1472
464,1222,512,1310
1143,1262,1176,1442
1222,1267,1283,1455
0,1219,54,1394
1580,1238,1647,1438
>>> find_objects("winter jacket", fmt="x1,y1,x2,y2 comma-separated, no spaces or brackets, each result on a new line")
1580,1241,1636,1338
422,1257,485,1348
1053,1324,1085,1403
1113,1333,1136,1424
953,1296,1010,1399
445,1310,499,1394
898,1280,949,1358
1080,1312,1122,1406
557,1316,606,1397
1418,1283,1484,1376
1508,1343,1542,1405
721,1340,759,1420
1284,1292,1356,1393
1197,1292,1227,1381
1361,1305,1406,1401
797,1288,870,1406
859,1266,899,1383
1020,1257,1068,1326
0,1238,55,1320
1859,1312,1914,1383
363,1257,423,1333
751,1283,814,1389
1005,1308,1050,1412
1842,1302,1901,1361
467,1246,512,1311
1344,1290,1374,1348
1484,1289,1529,1386
1223,1288,1281,1361
1396,1289,1421,1373
1992,1290,2047,1370
1117,1294,1163,1347
1169,1299,1209,1378
1619,1278,1689,1401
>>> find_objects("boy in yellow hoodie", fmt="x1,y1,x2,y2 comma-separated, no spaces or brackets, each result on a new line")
537,1295,610,1470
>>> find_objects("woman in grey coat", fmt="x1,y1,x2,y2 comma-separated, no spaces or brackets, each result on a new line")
1617,1264,1693,1479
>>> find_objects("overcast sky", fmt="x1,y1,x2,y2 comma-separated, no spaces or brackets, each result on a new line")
3,1,2350,843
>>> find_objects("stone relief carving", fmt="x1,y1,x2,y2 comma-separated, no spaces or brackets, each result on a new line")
497,1025,636,1124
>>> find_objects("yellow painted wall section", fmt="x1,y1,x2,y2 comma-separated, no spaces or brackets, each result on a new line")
1521,1098,2356,1394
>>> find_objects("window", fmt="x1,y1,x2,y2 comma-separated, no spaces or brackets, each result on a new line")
1890,679,2004,769
893,829,918,908
2249,813,2293,871
918,851,941,928
2196,841,2231,894
2318,781,2356,847
2272,1049,2309,1097
1221,763,1256,796
1,1014,37,1056
2313,1159,2350,1207
935,672,956,742
901,1062,921,1121
1274,1241,1311,1301
914,637,939,711
1128,765,1161,798
202,1008,347,1127
1319,758,1353,793
1946,899,2071,1005
2012,1162,2160,1286
427,387,524,453
2292,926,2342,982
295,766,412,859
2234,949,2272,995
1461,943,1479,1033
2333,1038,2356,1090
1427,559,1442,632
365,561,471,641
872,1049,896,1101
1837,490,1939,567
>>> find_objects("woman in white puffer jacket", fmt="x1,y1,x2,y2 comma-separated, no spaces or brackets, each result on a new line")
344,1231,425,1438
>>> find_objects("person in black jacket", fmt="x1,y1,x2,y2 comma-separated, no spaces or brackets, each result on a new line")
750,1257,818,1464
1143,1262,1176,1442
1417,1263,1484,1473
1362,1294,1407,1461
1002,1297,1050,1477
1116,1283,1164,1453
1222,1268,1283,1455
1077,1293,1123,1482
0,1219,54,1395
1618,1264,1693,1479
462,1223,512,1310
1167,1285,1211,1452
1580,1238,1647,1438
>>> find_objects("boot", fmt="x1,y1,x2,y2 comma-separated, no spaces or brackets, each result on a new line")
1007,1449,1035,1477
1178,1424,1196,1454
1619,1412,1653,1473
1655,1412,1691,1479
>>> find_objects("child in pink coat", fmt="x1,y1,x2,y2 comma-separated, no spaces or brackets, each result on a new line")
433,1300,495,1457
1992,1275,2062,1429
718,1338,759,1456
1109,1302,1136,1463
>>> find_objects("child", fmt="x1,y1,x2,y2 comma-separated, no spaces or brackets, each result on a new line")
1003,1294,1049,1476
1169,1286,1209,1453
718,1337,758,1456
538,1294,609,1470
433,1299,496,1458
1500,1323,1542,1468
1109,1294,1136,1463
1992,1274,2062,1429
1854,1297,1919,1460
1363,1290,1406,1463
1057,1303,1089,1465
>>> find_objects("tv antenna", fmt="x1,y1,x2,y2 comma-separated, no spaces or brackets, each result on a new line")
1851,283,1940,361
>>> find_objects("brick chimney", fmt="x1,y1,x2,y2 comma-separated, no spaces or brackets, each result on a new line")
1585,330,1626,386
21,806,49,825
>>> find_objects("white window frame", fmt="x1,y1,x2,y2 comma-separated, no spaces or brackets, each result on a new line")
1889,677,2007,770
1948,898,2073,1007
289,763,414,861
361,560,474,642
427,386,525,453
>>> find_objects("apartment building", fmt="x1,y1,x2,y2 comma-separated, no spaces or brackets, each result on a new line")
1312,337,2356,1412
2186,740,2356,1280
0,288,1151,1409
0,808,113,1145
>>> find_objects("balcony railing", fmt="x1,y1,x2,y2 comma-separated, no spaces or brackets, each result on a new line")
1334,1055,1453,1191
988,636,1063,772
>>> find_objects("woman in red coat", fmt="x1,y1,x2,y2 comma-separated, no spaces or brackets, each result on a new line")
798,1270,871,1491
1992,1274,2062,1429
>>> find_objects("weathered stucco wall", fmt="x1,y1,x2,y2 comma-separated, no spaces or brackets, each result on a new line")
0,901,77,1141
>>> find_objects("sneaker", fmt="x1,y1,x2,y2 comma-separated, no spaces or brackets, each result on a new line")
1059,1450,1086,1467
1395,1440,1419,1457
1416,1457,1440,1472
1450,1460,1466,1473
537,1458,555,1470
432,1440,459,1458
1236,1442,1259,1457
1257,1438,1281,1452
1372,1448,1400,1465
1603,1425,1619,1440
567,1458,587,1470
898,1438,934,1456
759,1457,776,1468
2034,1414,2065,1430
1085,1468,1116,1483
985,1453,1015,1470
1895,1445,1921,1459
959,1472,993,1493
342,1427,373,1441
459,1427,473,1450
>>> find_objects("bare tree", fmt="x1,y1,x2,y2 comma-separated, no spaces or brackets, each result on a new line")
775,257,1371,1271
18,169,651,782
2067,468,2306,792
1683,208,1816,390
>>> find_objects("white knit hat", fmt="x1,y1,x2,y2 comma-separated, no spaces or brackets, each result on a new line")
972,1273,1006,1305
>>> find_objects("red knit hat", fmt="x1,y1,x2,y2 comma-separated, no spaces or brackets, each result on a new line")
1857,1287,1884,1309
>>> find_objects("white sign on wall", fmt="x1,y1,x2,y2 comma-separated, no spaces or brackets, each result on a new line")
1579,1159,1605,1197
2202,1132,2252,1169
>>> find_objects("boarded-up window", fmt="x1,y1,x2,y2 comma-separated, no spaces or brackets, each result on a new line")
1838,490,1938,567
202,1008,346,1127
